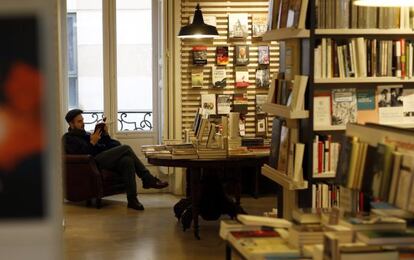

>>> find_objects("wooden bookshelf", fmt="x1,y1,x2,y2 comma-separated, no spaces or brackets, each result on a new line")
313,125,346,131
315,28,414,36
314,77,414,84
261,164,308,190
346,123,414,147
312,172,336,178
263,28,310,41
262,103,309,119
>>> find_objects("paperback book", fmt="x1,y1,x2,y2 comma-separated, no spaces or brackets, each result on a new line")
255,67,270,88
233,93,249,115
211,66,226,88
217,94,232,115
216,46,229,65
228,13,249,38
192,46,207,65
191,68,204,88
234,45,249,65
235,68,249,88
201,94,216,115
331,88,357,126
258,45,270,65
252,13,268,37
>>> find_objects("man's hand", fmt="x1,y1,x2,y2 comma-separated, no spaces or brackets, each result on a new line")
90,129,102,145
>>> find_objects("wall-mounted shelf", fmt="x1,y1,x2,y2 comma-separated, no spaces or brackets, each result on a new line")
312,172,336,178
314,77,414,84
263,28,310,41
315,28,414,36
314,125,346,131
261,164,308,190
262,103,309,119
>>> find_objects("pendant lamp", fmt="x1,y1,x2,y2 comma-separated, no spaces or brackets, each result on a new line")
353,0,414,7
178,4,219,39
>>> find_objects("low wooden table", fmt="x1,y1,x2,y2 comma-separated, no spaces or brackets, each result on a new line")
146,154,268,239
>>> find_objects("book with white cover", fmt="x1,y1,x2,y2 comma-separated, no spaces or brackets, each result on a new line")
237,214,292,228
211,66,226,88
201,94,216,115
228,13,249,38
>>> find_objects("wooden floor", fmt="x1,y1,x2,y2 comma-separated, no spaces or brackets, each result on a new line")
63,194,276,260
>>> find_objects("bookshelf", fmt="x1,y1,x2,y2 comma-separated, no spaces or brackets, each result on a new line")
263,28,310,41
262,103,309,119
262,164,308,190
262,0,414,218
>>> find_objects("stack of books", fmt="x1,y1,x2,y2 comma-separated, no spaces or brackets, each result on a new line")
197,148,227,159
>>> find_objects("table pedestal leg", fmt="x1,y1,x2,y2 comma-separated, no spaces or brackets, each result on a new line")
190,167,201,240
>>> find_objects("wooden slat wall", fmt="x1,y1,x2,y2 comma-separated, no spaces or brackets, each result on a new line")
180,0,279,137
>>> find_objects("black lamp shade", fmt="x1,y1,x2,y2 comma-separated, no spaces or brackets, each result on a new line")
178,4,219,39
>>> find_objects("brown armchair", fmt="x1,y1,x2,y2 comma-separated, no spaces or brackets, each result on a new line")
63,154,126,208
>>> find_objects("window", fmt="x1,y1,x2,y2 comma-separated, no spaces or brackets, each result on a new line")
67,13,78,109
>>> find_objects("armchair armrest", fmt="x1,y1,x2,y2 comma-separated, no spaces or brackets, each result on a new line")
63,154,104,201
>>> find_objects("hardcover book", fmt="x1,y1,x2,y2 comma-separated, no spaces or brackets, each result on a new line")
228,13,249,38
286,0,302,28
256,114,267,137
234,45,249,65
277,122,290,174
269,118,283,169
255,94,268,114
211,66,226,88
233,93,249,114
255,67,270,88
201,94,216,115
235,68,249,88
217,94,232,115
331,88,357,126
258,45,270,65
192,46,207,65
191,68,204,88
216,46,229,65
252,13,268,37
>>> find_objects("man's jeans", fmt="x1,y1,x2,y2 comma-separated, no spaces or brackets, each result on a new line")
95,145,152,197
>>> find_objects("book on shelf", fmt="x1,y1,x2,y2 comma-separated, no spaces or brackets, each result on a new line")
331,88,357,127
234,68,249,88
191,68,204,88
293,143,305,182
269,118,284,169
316,1,414,29
217,94,232,115
290,75,308,111
201,94,216,115
313,92,332,129
285,40,300,81
234,45,249,66
211,66,226,88
312,134,340,177
192,46,207,65
252,13,268,37
395,153,414,211
267,0,282,30
255,114,267,137
258,45,270,65
215,46,229,65
311,183,340,209
228,13,249,38
315,38,414,79
356,230,414,245
255,94,268,114
232,93,248,114
255,67,270,88
286,0,308,29
277,122,290,174
377,85,404,125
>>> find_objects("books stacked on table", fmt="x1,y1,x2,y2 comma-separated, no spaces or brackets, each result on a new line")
197,148,227,159
171,144,198,159
219,219,259,240
338,215,407,232
141,144,172,158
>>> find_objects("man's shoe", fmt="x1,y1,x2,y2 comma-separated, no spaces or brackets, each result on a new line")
127,197,144,211
143,177,169,189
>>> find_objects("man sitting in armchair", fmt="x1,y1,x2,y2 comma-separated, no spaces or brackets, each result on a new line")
63,109,168,210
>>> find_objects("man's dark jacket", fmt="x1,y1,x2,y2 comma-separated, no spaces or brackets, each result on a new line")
63,129,120,156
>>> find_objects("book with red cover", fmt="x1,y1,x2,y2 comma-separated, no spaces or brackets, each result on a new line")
230,230,281,238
